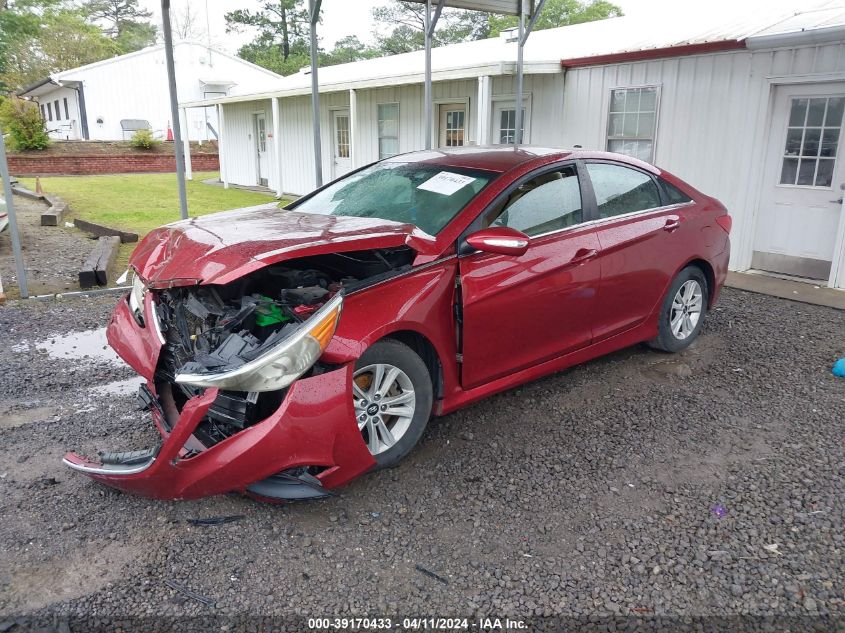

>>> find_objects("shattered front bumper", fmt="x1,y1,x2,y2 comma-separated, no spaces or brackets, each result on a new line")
63,295,376,500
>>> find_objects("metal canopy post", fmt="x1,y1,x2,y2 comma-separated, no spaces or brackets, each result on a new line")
406,0,544,148
161,0,188,220
0,132,29,298
515,0,546,146
309,0,323,188
424,0,445,150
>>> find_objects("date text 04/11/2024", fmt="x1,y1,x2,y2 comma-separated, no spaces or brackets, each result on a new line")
306,617,528,630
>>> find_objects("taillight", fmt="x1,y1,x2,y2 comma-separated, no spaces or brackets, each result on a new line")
715,215,732,234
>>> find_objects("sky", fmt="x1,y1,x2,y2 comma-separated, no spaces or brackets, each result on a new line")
139,0,809,55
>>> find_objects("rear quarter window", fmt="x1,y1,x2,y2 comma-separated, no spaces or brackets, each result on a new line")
661,179,693,205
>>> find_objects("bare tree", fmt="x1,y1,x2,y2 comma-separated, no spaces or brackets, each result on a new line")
172,0,206,41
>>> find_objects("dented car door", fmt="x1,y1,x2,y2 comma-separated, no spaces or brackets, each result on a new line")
458,164,601,390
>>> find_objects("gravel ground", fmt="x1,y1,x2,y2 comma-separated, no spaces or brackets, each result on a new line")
0,288,842,632
0,194,95,296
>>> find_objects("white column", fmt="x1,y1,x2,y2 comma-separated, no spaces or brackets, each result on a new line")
217,103,228,189
179,107,192,180
477,75,491,146
349,88,358,169
272,96,284,198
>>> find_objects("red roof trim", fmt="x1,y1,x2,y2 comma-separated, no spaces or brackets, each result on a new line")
560,39,746,68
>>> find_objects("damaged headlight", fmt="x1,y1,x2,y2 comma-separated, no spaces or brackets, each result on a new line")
174,292,343,392
129,272,146,323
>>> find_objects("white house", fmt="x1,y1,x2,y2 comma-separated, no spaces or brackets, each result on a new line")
181,2,845,290
18,41,283,142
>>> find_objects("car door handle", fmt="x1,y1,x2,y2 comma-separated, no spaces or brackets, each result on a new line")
568,248,598,265
831,198,843,204
663,219,681,232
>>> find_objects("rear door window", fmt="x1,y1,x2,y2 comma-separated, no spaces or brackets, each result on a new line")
586,162,662,219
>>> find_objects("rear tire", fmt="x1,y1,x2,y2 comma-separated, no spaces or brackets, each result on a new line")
353,339,433,469
648,266,708,353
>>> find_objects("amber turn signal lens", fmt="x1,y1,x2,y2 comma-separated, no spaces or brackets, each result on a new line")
309,304,341,349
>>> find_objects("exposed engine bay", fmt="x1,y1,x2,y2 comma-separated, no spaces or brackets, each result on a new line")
149,247,414,447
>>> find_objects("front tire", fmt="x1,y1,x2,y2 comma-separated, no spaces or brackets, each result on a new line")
649,266,708,353
352,339,433,469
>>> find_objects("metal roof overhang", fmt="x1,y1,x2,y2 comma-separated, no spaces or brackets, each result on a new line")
401,0,534,15
559,39,747,68
16,77,58,98
745,24,845,50
179,60,561,108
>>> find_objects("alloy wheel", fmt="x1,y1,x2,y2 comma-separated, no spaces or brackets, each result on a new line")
352,363,416,455
670,279,703,340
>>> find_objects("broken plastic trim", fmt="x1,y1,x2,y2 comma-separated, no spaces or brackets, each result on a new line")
247,469,332,501
173,292,344,393
128,272,146,324
62,447,158,475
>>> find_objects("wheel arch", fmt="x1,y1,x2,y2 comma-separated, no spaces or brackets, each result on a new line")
682,257,716,307
379,330,445,401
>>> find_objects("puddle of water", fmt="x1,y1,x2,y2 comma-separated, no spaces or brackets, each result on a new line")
14,330,147,400
89,376,144,397
32,329,122,365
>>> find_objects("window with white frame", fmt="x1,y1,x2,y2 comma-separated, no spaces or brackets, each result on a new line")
606,87,658,163
780,96,844,187
377,103,399,159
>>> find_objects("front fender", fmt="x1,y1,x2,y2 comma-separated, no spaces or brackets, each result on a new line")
323,262,458,363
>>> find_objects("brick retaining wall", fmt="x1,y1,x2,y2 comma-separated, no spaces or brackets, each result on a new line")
8,152,219,176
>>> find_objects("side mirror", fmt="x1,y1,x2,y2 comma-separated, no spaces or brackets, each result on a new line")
465,226,530,257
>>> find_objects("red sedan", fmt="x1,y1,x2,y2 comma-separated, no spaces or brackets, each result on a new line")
64,147,731,501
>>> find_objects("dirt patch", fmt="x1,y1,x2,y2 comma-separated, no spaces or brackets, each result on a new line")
1,539,142,613
0,195,96,295
0,402,56,430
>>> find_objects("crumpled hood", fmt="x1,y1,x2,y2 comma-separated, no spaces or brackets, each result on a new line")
130,204,437,287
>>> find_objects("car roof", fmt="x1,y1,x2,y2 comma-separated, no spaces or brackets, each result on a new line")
383,146,661,175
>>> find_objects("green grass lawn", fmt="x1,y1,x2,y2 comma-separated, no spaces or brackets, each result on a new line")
19,171,284,236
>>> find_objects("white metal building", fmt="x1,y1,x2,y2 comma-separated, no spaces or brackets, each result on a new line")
18,42,283,142
182,2,845,289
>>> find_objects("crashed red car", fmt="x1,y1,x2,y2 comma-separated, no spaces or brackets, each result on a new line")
64,147,731,501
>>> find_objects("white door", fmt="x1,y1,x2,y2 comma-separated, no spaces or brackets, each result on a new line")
492,102,528,145
332,110,352,179
438,104,466,148
253,113,269,186
753,84,845,281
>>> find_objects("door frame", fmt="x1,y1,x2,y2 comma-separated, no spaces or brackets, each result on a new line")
741,72,845,288
490,93,533,145
252,110,268,186
330,108,351,180
434,97,471,148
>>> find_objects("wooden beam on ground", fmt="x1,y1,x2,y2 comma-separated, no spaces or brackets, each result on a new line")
40,196,68,226
79,236,120,289
74,218,138,243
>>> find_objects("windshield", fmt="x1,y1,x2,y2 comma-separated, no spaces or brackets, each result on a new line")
292,162,495,235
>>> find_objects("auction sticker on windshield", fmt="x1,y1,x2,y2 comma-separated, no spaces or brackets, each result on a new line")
417,171,476,196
